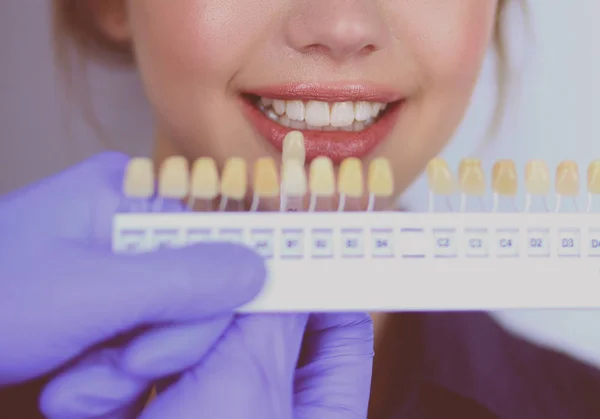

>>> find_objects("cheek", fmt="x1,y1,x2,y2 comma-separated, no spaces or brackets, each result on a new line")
398,0,497,87
127,0,277,91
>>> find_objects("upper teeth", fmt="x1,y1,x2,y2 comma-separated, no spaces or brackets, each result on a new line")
259,97,387,129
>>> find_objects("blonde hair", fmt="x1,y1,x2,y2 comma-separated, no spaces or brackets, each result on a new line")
52,0,523,140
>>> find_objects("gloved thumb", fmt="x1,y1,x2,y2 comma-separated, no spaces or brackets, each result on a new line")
139,313,309,419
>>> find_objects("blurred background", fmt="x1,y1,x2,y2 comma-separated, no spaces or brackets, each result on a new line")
2,0,600,366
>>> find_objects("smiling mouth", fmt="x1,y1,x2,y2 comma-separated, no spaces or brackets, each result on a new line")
245,94,394,132
240,84,404,163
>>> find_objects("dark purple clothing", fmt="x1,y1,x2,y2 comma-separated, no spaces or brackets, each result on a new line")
379,313,600,418
3,313,600,418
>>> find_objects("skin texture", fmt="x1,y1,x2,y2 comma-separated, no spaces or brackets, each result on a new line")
88,0,499,414
91,0,498,204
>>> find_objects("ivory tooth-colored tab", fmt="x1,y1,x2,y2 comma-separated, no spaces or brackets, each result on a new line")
555,160,579,196
368,157,394,197
524,160,550,195
492,159,518,196
282,159,307,196
253,157,279,197
123,157,155,198
190,157,219,199
309,156,335,196
338,157,364,197
158,156,189,198
458,158,485,196
588,160,600,194
220,157,247,199
426,158,455,195
282,131,306,163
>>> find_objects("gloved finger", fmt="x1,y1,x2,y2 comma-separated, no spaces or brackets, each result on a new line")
0,239,266,385
40,316,232,419
294,313,374,419
139,314,309,419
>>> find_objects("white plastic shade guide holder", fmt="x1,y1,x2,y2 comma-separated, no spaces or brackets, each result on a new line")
112,212,600,311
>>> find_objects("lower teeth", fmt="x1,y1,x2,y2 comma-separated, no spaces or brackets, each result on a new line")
260,105,377,132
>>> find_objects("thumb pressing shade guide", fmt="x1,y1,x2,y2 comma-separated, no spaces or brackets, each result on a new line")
113,131,600,312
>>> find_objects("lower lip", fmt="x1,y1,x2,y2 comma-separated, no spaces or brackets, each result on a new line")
241,99,403,164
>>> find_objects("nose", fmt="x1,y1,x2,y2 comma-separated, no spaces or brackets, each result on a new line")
284,0,389,62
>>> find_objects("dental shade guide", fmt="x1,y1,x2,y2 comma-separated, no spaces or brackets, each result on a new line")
458,158,486,212
586,160,600,212
367,158,394,211
219,157,247,212
155,156,189,212
554,161,580,213
337,158,364,211
116,157,600,312
188,157,219,211
491,160,518,212
123,158,154,212
426,158,455,212
308,157,336,212
524,160,550,212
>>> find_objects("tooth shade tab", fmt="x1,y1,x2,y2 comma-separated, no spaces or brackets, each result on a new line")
368,158,394,197
190,157,219,200
123,158,154,198
282,131,306,164
555,160,580,196
426,158,455,195
492,160,518,196
253,157,280,197
588,161,600,194
309,157,336,196
282,160,308,196
525,160,550,195
220,157,247,200
158,156,189,199
338,157,364,197
458,158,485,196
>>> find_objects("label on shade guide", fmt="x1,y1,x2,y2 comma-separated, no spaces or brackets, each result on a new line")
495,229,519,257
463,229,488,257
153,229,184,249
558,229,580,257
526,228,550,257
588,228,600,257
219,229,244,244
311,229,334,259
341,229,364,258
280,229,304,259
186,228,212,244
371,229,394,258
116,229,148,253
433,229,457,258
249,229,274,258
399,229,427,258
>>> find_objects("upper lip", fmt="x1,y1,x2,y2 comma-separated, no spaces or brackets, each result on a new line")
245,83,403,103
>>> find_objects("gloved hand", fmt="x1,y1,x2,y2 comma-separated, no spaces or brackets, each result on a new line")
0,152,375,419
0,152,266,415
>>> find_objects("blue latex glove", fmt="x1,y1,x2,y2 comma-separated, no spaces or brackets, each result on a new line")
0,152,374,418
0,153,266,413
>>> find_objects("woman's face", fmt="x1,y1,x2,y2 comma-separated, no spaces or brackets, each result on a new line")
99,0,498,207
